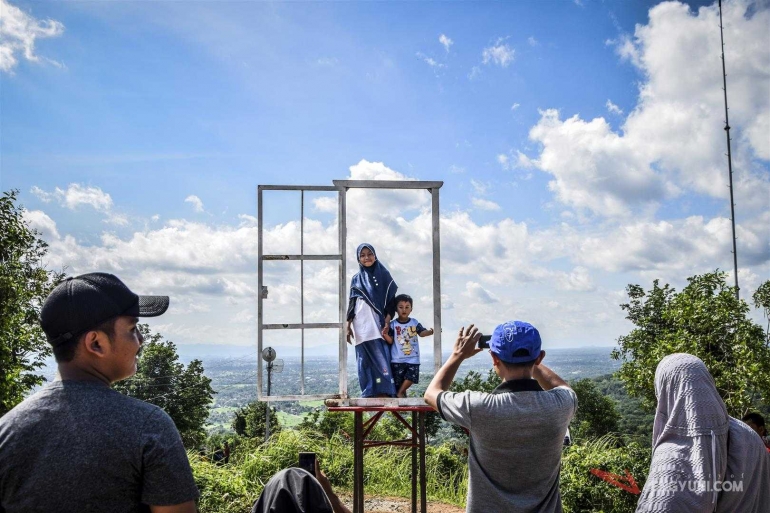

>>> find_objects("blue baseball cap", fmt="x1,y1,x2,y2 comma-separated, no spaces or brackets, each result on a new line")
489,321,542,364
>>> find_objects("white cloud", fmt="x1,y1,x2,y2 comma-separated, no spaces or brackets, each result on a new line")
556,266,594,292
104,213,129,226
573,213,770,276
497,153,510,170
439,34,453,53
463,281,499,303
528,109,679,217
524,0,770,219
511,103,520,111
471,198,501,211
312,196,337,213
527,36,538,47
185,195,205,213
605,99,623,115
416,52,445,69
470,179,488,195
515,150,537,169
31,184,113,212
316,57,338,66
22,209,59,240
482,38,515,67
151,215,160,222
0,0,64,73
449,165,465,174
27,156,770,349
468,66,481,80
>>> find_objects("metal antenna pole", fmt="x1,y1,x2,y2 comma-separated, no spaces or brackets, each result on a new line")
265,361,272,442
262,346,276,442
719,0,740,300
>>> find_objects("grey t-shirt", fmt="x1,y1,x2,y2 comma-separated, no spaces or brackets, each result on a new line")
0,380,199,513
437,379,577,513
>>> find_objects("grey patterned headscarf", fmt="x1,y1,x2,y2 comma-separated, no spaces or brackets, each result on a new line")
636,353,770,512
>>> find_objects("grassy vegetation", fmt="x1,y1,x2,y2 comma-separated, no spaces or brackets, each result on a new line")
193,373,661,513
192,426,655,513
190,429,468,513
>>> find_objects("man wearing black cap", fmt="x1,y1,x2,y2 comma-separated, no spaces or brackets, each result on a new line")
425,322,577,513
0,273,200,513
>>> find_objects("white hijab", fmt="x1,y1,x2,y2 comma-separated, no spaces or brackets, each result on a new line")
636,353,770,512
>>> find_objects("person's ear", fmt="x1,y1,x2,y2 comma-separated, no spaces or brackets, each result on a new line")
81,330,109,358
534,350,545,366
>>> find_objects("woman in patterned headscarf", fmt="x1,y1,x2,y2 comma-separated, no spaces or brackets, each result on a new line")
346,243,397,398
636,353,770,512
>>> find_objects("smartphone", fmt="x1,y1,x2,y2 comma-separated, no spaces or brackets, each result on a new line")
298,452,316,475
477,334,492,349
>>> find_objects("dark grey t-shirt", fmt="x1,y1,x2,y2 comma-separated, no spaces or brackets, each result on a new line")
0,380,199,513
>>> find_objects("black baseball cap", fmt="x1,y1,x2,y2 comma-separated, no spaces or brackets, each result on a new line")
41,272,169,347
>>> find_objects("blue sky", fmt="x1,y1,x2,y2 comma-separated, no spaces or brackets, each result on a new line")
2,0,768,372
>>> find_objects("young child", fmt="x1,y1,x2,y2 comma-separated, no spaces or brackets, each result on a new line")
382,294,434,398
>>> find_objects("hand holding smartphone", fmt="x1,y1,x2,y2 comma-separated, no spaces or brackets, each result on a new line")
298,452,316,475
477,334,492,349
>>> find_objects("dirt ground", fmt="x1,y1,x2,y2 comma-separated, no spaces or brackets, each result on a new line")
338,493,464,513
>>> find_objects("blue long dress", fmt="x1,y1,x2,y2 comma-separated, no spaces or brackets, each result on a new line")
348,243,397,398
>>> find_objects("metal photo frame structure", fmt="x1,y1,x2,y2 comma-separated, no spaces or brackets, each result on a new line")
257,180,443,402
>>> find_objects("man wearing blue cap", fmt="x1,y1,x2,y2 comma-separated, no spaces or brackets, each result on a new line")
425,321,577,513
0,273,199,513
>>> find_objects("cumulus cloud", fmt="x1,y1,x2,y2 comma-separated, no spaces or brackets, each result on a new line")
527,36,539,47
28,148,769,350
31,184,113,212
312,196,337,213
573,213,770,276
524,0,770,219
482,38,515,67
0,0,64,73
526,109,678,216
439,34,453,52
22,209,59,240
185,195,205,212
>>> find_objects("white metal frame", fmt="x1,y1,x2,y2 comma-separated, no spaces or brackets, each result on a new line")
257,180,443,401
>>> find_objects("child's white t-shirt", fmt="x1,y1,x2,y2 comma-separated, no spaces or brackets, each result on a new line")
352,299,381,345
389,318,425,364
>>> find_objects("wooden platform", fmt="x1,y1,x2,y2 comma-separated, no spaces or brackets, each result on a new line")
325,397,431,409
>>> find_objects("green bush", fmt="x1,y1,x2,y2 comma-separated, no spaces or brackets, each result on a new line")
561,435,651,513
189,427,468,512
190,421,654,513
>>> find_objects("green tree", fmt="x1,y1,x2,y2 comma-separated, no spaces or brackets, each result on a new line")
612,271,770,417
0,190,64,415
753,280,770,343
232,400,281,439
570,378,621,440
113,324,215,447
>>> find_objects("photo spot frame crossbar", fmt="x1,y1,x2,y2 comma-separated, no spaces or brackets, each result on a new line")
257,180,443,401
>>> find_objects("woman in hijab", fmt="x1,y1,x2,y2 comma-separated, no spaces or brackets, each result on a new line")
636,353,770,512
346,243,397,398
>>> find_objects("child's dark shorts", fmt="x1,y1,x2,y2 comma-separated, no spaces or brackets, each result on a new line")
391,363,420,388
